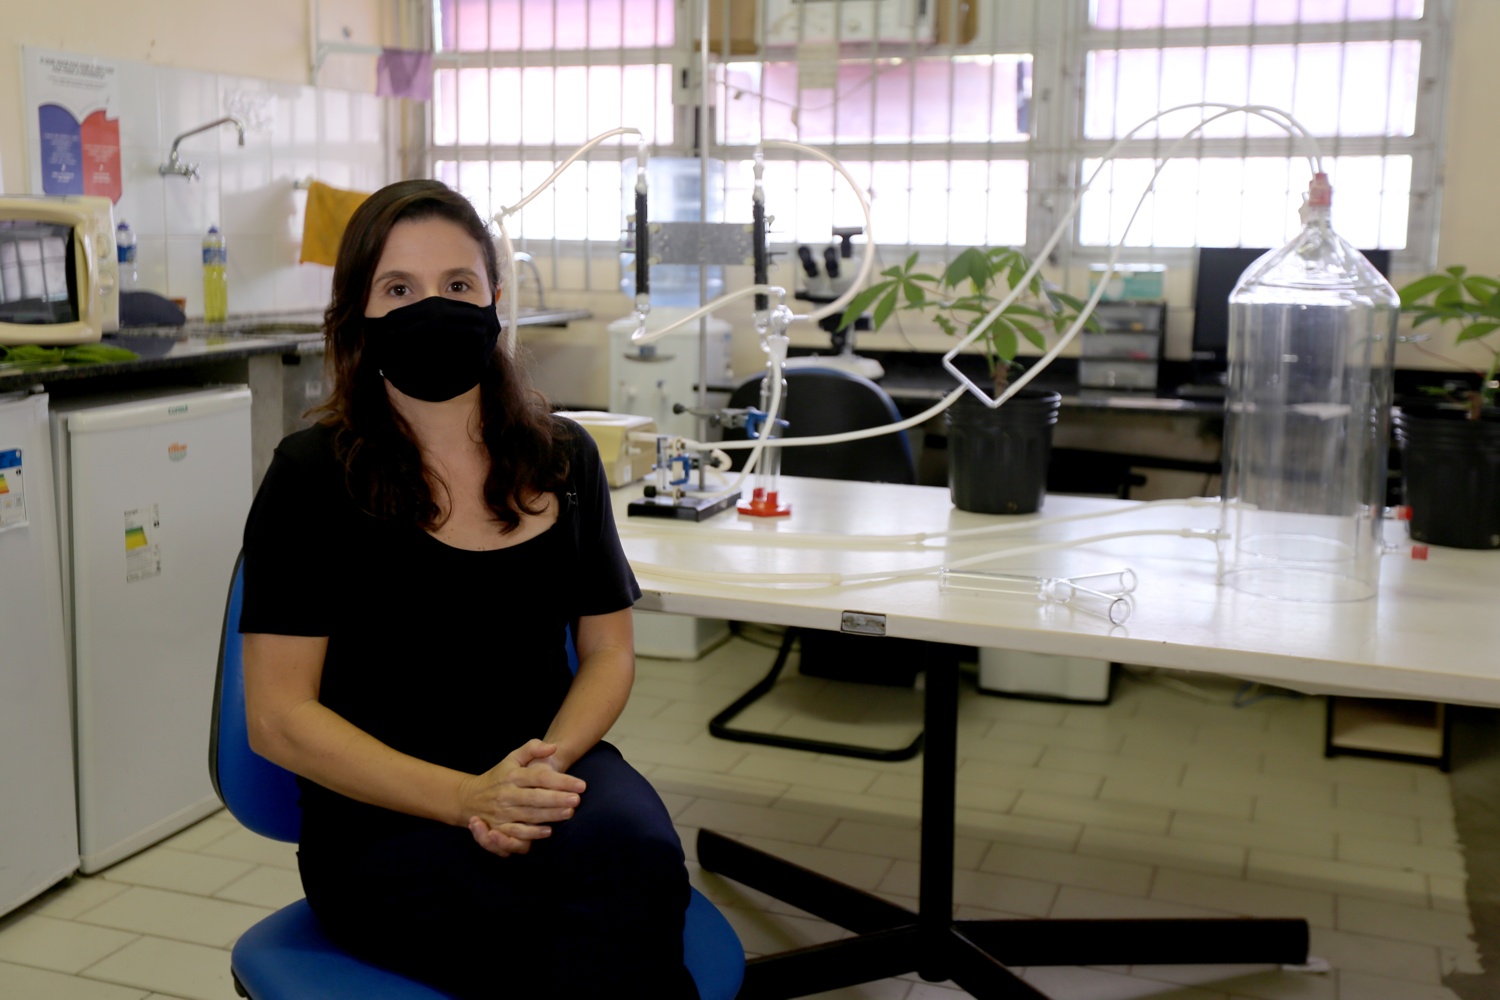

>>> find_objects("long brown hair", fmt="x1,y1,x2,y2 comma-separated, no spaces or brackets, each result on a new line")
313,179,569,531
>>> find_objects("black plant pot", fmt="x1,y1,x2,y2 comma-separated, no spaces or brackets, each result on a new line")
945,389,1061,514
1394,403,1500,549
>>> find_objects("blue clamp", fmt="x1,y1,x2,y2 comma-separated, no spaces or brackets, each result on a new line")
667,454,693,486
743,408,789,438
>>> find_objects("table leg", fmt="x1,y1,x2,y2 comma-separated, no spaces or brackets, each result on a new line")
918,643,957,982
697,639,1312,998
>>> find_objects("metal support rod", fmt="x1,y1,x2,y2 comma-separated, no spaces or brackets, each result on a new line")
753,193,769,311
696,0,711,491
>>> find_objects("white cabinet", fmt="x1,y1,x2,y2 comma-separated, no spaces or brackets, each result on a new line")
0,391,79,916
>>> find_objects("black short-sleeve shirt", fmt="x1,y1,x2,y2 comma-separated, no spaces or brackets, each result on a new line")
239,418,640,837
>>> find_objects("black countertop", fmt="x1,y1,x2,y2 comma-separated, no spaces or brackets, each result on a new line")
0,306,592,393
0,331,309,392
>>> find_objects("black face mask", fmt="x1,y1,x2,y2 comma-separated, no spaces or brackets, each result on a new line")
362,296,501,403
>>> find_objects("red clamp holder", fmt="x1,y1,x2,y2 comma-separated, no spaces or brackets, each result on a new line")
738,487,791,518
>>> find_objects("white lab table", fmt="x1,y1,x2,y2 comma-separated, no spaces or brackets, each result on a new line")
617,479,1500,706
613,477,1500,999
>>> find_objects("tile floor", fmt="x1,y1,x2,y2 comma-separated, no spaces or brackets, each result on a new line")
0,636,1480,1000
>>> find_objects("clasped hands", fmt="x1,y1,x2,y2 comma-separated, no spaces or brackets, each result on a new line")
460,738,585,857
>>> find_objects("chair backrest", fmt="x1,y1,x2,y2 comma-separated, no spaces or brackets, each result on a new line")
209,554,584,845
726,367,916,484
209,552,304,843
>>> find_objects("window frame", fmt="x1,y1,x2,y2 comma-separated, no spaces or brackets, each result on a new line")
1050,0,1452,274
420,0,1453,277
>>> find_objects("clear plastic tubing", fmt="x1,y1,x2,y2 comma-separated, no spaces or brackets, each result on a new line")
1219,172,1398,603
938,570,1133,625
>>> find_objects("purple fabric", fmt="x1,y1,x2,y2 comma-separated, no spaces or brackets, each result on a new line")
376,48,433,101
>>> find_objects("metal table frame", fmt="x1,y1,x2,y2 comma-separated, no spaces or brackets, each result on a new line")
698,645,1307,999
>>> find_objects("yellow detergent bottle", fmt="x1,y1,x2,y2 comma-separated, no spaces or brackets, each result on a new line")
203,225,227,323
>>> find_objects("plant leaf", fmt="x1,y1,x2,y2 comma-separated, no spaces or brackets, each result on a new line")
839,280,895,331
1012,321,1046,350
969,250,993,295
1398,273,1455,307
1050,291,1090,312
1462,277,1496,305
872,287,900,329
1456,321,1500,343
1435,282,1466,308
943,248,985,290
902,280,926,306
1446,265,1468,277
934,314,958,337
1003,305,1051,319
905,251,920,272
990,324,1018,363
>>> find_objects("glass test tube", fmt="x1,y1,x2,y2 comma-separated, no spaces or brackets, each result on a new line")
939,569,1133,625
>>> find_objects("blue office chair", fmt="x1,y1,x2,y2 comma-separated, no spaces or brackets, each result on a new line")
210,553,745,1000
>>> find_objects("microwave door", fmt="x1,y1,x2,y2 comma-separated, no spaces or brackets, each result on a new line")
0,223,80,327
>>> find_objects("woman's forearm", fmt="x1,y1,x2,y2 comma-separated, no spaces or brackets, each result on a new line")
253,695,473,827
542,645,635,771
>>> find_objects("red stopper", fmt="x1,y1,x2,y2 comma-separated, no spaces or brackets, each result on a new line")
1411,545,1429,561
1308,172,1332,207
738,487,792,518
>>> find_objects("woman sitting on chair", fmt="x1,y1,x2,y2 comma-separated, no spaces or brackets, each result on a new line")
239,179,698,999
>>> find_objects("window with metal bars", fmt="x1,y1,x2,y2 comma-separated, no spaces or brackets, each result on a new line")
426,0,1449,291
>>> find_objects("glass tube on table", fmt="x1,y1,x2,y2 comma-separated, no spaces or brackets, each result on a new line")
939,569,1133,625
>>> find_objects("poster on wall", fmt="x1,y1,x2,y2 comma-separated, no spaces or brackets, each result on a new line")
23,47,122,203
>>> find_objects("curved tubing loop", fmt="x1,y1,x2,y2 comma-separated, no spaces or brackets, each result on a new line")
629,139,875,346
945,102,1324,411
629,528,1224,588
617,495,1221,548
663,103,1323,455
760,140,876,325
492,126,646,355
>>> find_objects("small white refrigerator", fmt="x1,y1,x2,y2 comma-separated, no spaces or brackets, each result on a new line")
0,391,79,916
51,385,253,872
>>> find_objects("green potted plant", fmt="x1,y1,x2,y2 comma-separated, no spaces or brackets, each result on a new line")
840,247,1097,514
1395,265,1500,549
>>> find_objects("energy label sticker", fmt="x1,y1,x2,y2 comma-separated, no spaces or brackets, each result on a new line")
124,504,162,582
0,449,27,532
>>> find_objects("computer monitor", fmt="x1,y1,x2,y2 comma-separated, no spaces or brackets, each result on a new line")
1191,247,1392,369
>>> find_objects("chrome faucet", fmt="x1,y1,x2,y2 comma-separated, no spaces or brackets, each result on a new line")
159,116,247,180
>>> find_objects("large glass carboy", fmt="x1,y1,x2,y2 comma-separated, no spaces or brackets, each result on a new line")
1218,173,1398,602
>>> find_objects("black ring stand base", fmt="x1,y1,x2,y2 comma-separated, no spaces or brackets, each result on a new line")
697,645,1311,999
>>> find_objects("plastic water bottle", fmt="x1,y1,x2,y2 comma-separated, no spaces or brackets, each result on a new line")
116,220,137,291
203,226,227,323
1218,173,1398,602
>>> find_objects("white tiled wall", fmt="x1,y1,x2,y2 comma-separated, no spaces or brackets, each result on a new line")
106,56,389,320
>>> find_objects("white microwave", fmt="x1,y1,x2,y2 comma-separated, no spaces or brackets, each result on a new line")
0,194,119,346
